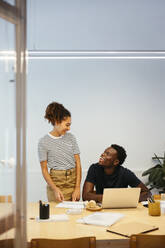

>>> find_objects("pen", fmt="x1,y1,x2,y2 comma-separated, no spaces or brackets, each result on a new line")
106,229,129,238
147,196,155,203
151,195,155,203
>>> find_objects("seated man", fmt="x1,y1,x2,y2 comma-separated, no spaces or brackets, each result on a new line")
83,144,151,203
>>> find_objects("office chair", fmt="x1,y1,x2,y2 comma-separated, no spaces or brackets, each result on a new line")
130,234,165,248
31,237,96,248
0,239,14,248
0,195,12,203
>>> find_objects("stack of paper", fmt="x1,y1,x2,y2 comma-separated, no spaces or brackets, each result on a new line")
56,201,85,209
77,212,124,227
36,214,69,222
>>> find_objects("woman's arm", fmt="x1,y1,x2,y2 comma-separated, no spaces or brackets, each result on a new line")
72,154,82,201
40,161,64,202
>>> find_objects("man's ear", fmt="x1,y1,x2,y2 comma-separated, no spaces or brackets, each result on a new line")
114,159,119,166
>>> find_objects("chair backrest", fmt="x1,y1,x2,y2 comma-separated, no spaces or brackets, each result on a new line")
0,195,12,203
0,239,14,248
130,234,165,248
31,237,96,248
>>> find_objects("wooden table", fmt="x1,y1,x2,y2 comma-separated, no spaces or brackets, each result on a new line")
0,202,165,248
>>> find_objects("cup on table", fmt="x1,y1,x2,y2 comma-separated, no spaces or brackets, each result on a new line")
148,201,161,216
161,204,165,215
161,193,165,201
160,194,165,215
39,201,50,219
153,194,161,200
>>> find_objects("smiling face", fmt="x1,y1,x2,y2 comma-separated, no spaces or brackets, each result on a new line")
99,147,119,168
54,116,71,136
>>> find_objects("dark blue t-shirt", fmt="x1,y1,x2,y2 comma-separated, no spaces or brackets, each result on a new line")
85,163,141,194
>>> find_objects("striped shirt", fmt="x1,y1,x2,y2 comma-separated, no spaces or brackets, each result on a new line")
38,132,80,170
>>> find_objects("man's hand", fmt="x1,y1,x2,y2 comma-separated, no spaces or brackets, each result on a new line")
72,187,80,201
54,187,64,202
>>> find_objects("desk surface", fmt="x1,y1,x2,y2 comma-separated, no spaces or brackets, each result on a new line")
0,202,165,248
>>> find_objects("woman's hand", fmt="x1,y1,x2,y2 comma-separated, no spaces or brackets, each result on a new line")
54,187,64,202
72,187,80,201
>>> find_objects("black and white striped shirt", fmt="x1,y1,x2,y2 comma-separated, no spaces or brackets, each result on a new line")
38,132,80,170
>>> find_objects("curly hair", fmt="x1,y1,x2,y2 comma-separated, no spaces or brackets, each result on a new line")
44,102,71,126
111,144,127,165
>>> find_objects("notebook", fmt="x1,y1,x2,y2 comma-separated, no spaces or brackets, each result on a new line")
102,188,140,208
107,221,159,237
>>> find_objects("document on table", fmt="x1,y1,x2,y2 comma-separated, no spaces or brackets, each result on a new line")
77,212,124,227
56,201,85,209
36,214,69,222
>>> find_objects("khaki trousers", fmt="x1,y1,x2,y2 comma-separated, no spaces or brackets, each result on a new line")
47,167,76,202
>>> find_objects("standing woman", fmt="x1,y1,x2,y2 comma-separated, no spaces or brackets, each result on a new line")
38,102,82,202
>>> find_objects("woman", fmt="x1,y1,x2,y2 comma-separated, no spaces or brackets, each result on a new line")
38,101,82,202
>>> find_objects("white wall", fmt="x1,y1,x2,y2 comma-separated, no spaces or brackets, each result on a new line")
27,0,165,50
1,1,165,201
26,0,165,201
26,59,165,201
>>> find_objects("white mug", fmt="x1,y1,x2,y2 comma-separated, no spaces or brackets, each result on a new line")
161,193,165,201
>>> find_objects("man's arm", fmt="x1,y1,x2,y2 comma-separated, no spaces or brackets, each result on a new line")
82,181,102,203
137,182,151,202
126,169,151,202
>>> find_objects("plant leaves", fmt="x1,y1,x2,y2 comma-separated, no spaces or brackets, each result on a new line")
143,151,165,190
153,153,163,166
142,168,155,176
142,164,161,176
148,168,162,184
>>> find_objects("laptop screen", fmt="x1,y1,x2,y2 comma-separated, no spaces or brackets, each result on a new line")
102,188,141,208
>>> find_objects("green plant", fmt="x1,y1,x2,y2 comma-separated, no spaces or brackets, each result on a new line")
142,153,165,193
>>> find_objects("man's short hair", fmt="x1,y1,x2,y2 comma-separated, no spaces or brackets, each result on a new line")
111,144,127,165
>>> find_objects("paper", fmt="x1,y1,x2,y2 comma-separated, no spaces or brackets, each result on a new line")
66,209,82,215
141,201,148,205
107,221,159,237
77,212,124,227
36,214,69,222
56,201,85,209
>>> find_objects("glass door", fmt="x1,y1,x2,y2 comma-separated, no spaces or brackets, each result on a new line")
0,18,16,246
0,1,27,248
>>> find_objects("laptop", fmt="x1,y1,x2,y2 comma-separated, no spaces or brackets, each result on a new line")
102,188,140,208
